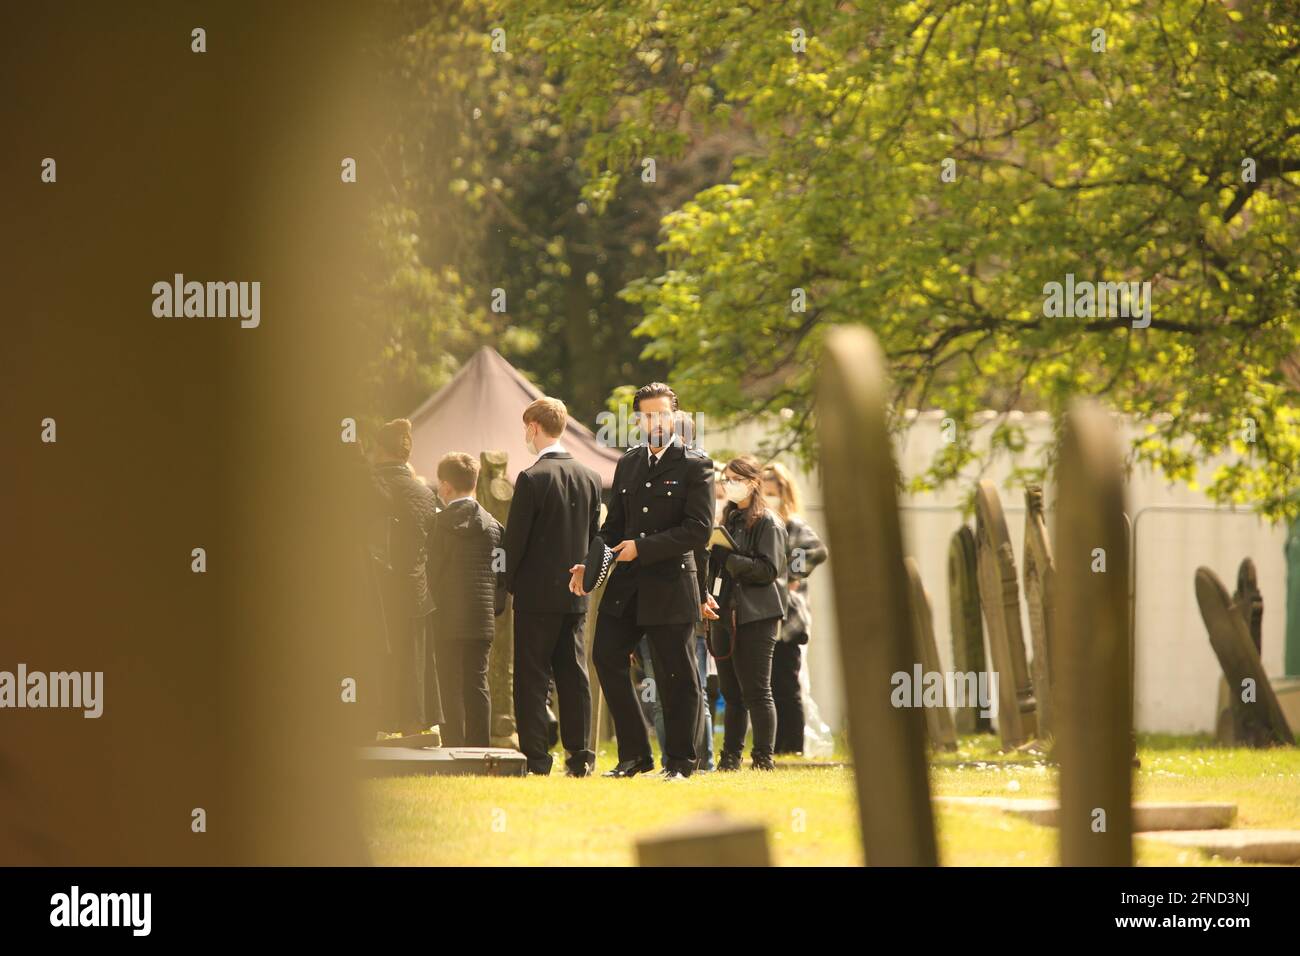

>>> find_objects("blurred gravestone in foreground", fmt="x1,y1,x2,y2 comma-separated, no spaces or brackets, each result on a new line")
1054,402,1133,866
636,811,770,867
817,326,937,866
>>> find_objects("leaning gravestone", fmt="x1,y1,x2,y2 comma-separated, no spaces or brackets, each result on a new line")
817,326,937,866
1054,401,1133,866
478,450,518,748
905,558,958,752
1022,484,1056,739
974,480,1037,748
948,526,989,733
1197,566,1294,748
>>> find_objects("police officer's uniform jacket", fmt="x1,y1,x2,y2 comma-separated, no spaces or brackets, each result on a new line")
596,438,714,625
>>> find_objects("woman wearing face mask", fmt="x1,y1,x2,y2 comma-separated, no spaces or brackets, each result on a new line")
709,455,788,770
762,462,828,754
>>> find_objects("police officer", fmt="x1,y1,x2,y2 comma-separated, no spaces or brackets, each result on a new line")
569,383,715,779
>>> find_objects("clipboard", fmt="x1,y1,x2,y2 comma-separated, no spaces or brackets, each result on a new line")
708,525,738,551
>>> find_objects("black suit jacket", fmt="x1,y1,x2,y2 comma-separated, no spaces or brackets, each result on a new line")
503,451,602,613
597,442,715,626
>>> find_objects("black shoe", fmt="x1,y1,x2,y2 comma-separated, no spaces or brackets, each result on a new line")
751,752,775,771
657,764,694,779
718,751,742,772
660,769,691,782
602,757,655,778
565,763,594,778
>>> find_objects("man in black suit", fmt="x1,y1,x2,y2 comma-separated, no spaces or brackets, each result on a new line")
504,397,603,776
570,383,716,780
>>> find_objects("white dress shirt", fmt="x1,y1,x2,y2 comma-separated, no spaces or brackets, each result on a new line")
646,432,680,468
535,440,566,462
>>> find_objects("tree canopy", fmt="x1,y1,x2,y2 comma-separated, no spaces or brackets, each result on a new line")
494,0,1300,520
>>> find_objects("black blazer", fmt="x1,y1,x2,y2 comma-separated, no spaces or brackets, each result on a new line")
708,506,788,626
503,451,602,613
597,441,715,626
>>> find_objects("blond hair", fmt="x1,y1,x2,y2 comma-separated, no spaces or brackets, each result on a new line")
522,397,567,439
762,461,802,521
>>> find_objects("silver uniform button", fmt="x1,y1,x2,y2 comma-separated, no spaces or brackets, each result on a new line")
645,482,651,488
642,506,648,513
667,491,672,495
639,532,646,538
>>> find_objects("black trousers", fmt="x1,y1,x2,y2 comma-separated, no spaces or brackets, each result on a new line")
423,610,444,730
513,610,594,774
435,638,492,747
593,598,701,774
772,639,805,754
716,617,780,759
389,612,427,733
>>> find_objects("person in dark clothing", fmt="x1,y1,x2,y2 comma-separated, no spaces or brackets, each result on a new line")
709,455,788,771
427,452,505,747
370,418,442,737
572,382,715,780
763,462,828,754
503,397,602,776
349,437,399,738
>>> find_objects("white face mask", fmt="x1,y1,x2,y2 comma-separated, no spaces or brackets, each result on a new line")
524,426,539,456
723,480,749,504
763,495,782,513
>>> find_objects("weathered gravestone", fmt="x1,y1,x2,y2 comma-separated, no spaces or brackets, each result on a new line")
1022,484,1056,739
974,480,1037,748
477,450,518,748
1234,558,1264,656
1054,401,1133,866
904,557,958,752
1197,566,1294,748
817,326,937,866
1216,558,1268,745
948,526,989,733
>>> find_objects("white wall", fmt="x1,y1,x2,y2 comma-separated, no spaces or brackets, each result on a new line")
709,411,1289,734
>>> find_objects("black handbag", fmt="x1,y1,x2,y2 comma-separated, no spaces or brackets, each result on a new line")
707,611,736,661
782,588,812,645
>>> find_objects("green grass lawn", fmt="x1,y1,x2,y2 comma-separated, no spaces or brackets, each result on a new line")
361,734,1300,866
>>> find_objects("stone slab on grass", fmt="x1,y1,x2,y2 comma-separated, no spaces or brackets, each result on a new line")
1137,829,1300,864
935,796,1237,830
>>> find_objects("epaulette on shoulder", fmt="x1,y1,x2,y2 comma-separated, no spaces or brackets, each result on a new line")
620,445,645,460
685,446,712,462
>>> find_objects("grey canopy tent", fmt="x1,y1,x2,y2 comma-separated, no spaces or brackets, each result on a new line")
405,346,622,488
